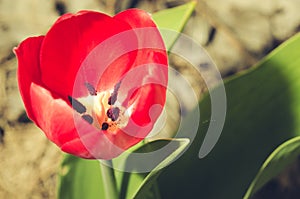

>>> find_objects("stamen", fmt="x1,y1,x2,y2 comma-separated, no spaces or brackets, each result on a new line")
108,81,121,105
68,95,86,114
114,81,121,91
82,114,93,124
108,94,116,105
84,82,97,96
106,107,120,121
101,122,109,130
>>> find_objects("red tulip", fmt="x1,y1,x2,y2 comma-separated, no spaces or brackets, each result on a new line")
15,9,168,159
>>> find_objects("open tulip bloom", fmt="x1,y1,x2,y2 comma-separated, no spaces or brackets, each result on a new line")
15,9,168,160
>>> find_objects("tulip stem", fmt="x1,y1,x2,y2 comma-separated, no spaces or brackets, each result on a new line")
100,160,118,199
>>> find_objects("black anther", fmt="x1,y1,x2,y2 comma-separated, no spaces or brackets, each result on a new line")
101,122,109,130
108,94,117,105
84,82,97,96
114,81,121,91
107,107,120,121
68,95,86,114
108,81,122,105
82,114,93,124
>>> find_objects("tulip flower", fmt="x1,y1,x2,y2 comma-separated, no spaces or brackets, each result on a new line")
15,9,168,159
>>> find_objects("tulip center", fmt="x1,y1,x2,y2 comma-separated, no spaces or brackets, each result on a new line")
68,82,130,133
93,90,129,132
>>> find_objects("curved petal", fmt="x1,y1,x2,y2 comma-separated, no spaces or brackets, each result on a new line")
15,36,44,122
118,50,168,127
96,52,168,151
97,9,166,90
103,9,169,144
29,83,82,145
114,9,166,53
40,11,135,98
114,8,157,28
75,10,168,152
114,9,168,126
104,129,143,151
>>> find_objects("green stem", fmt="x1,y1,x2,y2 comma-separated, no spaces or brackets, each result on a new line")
100,160,119,199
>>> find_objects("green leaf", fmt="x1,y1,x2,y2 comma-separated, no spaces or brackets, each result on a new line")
57,154,105,199
157,33,300,199
152,1,196,50
114,139,190,199
244,136,300,198
133,139,189,199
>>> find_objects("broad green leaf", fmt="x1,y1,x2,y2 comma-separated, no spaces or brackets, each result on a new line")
157,33,300,199
57,154,105,199
152,1,196,50
244,136,300,198
114,138,190,199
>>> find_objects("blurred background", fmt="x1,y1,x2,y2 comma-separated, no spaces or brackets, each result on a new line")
0,0,300,198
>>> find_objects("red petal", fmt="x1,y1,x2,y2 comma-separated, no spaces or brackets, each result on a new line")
114,9,157,28
118,50,168,126
40,11,135,98
98,9,168,148
96,9,165,90
15,36,44,122
114,9,166,55
115,9,168,126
